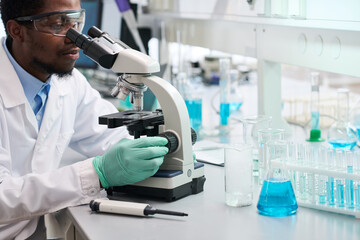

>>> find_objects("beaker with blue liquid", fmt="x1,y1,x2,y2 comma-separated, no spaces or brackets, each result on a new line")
257,140,298,217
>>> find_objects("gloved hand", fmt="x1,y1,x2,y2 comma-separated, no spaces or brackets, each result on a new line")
93,137,168,188
192,151,197,163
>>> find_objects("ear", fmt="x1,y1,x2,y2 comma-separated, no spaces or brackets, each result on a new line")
6,20,25,42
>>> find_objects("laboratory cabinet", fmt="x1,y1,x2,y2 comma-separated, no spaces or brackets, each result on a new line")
141,0,360,131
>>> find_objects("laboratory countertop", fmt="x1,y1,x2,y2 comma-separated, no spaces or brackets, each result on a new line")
66,163,360,240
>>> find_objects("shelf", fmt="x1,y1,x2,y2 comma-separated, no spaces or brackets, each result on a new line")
146,11,360,32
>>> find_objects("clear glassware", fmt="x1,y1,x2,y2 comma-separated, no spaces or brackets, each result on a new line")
219,58,231,126
257,140,298,217
238,115,272,178
327,88,358,150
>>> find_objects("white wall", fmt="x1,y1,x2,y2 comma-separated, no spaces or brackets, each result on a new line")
0,15,6,38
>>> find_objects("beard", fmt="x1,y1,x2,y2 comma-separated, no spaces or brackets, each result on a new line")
32,57,74,78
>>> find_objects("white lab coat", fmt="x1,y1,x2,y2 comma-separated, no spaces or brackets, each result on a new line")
0,39,129,239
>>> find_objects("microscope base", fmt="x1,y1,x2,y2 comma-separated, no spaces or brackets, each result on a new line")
106,163,206,202
107,176,206,202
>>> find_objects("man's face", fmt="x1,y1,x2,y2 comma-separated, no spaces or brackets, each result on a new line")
19,0,81,79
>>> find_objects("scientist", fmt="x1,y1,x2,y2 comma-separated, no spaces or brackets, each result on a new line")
0,0,169,239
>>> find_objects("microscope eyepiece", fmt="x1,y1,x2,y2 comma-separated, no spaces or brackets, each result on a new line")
66,28,92,49
88,26,104,38
66,27,122,69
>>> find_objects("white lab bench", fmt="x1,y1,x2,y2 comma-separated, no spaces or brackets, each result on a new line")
56,81,360,240
63,161,359,240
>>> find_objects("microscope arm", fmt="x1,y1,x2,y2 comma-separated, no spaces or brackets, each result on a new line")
141,75,193,170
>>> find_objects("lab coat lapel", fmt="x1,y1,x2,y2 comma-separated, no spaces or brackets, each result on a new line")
32,78,71,172
37,80,64,142
0,40,38,135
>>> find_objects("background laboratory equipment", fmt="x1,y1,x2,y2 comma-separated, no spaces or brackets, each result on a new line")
307,72,324,142
177,72,203,134
327,88,358,150
224,145,253,207
270,143,360,218
306,72,325,205
351,102,360,142
257,128,285,184
257,140,298,217
228,69,244,115
219,58,231,126
238,115,272,177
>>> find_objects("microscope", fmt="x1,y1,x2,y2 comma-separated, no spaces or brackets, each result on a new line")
66,27,205,201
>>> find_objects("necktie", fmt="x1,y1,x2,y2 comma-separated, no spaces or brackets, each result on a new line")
32,84,50,129
33,93,42,115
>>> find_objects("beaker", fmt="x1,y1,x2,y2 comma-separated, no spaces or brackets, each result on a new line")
257,140,298,217
238,115,272,177
224,144,253,207
327,88,358,150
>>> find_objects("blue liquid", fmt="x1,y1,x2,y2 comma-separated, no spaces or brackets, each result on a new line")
318,178,326,204
230,102,243,113
220,103,230,125
336,180,345,207
319,195,326,204
326,177,335,205
185,99,202,132
328,140,357,150
356,185,360,208
257,179,298,217
311,112,320,130
357,128,360,141
346,166,354,208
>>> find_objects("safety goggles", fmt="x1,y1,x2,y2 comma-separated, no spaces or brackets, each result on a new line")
15,9,85,37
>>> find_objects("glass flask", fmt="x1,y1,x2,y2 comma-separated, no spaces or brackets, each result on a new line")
257,140,298,217
327,88,358,150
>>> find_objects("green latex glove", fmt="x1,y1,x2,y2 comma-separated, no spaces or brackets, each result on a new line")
193,151,197,163
93,137,168,188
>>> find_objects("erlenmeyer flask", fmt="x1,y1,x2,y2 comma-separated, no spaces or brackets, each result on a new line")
257,140,298,217
327,88,358,150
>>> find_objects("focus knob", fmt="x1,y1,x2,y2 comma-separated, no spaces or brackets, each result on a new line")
158,131,179,153
191,128,197,145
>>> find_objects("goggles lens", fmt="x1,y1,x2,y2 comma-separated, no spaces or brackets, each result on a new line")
16,9,85,37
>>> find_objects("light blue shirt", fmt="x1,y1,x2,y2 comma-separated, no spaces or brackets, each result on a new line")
2,38,51,130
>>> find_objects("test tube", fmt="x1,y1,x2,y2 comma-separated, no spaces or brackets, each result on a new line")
317,145,327,204
335,150,345,207
306,143,316,203
345,150,354,208
288,142,297,192
354,150,360,209
326,149,335,205
296,143,307,201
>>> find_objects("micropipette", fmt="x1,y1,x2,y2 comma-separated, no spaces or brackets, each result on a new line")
89,199,188,217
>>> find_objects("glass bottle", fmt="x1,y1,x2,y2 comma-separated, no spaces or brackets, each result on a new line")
327,88,358,150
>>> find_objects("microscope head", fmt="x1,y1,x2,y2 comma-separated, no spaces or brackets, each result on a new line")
67,26,160,110
66,27,160,74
